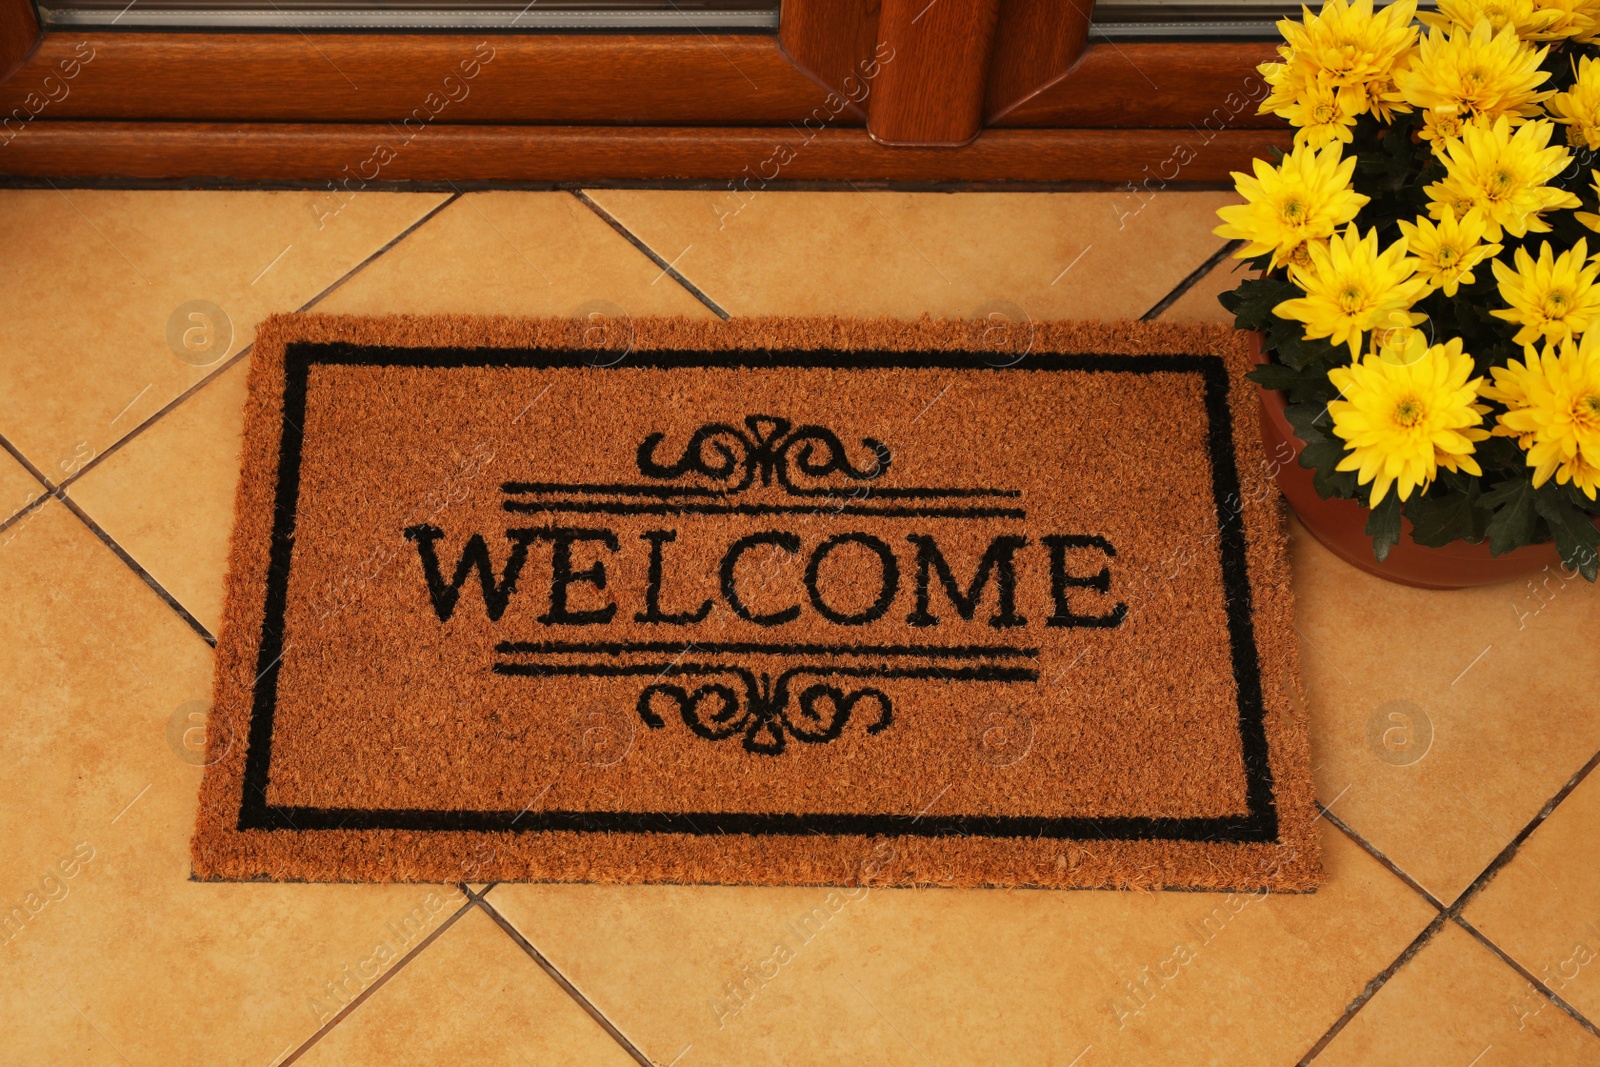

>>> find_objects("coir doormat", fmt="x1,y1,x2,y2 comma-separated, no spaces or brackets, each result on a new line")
192,314,1320,890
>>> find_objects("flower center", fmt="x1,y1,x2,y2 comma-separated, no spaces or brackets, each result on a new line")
1337,284,1368,312
1576,392,1600,427
1543,289,1573,318
1280,197,1306,222
1436,245,1461,267
1392,394,1427,428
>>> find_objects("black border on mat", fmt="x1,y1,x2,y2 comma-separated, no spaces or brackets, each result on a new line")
236,343,1279,844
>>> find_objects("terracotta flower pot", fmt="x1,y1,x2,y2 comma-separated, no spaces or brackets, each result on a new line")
1249,334,1573,589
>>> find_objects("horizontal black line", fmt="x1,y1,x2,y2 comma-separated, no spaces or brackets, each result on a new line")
501,500,1026,519
242,804,1277,842
294,345,1223,374
501,481,1022,500
493,640,1039,659
490,662,1038,683
505,481,721,498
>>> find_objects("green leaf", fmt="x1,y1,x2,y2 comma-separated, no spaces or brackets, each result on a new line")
1481,477,1541,556
1299,436,1361,499
1246,363,1304,392
1219,278,1298,332
1405,483,1488,548
1475,435,1526,472
1247,361,1338,406
1298,435,1346,474
1284,400,1332,441
1532,485,1600,582
1365,491,1403,563
1265,317,1343,371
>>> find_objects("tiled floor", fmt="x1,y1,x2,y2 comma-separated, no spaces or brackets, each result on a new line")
2,187,1596,1066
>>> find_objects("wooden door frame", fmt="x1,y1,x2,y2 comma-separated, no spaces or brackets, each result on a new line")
0,0,1288,183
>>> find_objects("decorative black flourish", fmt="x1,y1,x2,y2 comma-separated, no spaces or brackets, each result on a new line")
637,667,893,755
492,651,1036,757
636,415,891,495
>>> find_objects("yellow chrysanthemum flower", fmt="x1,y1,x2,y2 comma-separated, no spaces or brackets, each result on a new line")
1394,21,1551,129
1531,0,1600,42
1260,0,1419,122
1364,72,1408,122
1547,56,1600,151
1276,225,1429,357
1577,171,1600,233
1491,239,1600,346
1421,0,1564,38
1282,79,1363,148
1419,107,1470,150
1482,349,1538,449
1215,143,1370,270
1374,320,1432,364
1425,117,1579,240
1482,333,1600,498
1397,209,1503,297
1328,338,1488,505
1259,51,1307,118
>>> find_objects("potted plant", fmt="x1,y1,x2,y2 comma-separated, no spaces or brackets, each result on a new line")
1215,0,1600,587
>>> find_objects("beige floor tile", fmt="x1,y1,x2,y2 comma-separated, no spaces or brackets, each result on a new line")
1315,922,1597,1066
582,189,1233,320
315,191,717,318
484,828,1432,1067
1,443,46,531
66,360,250,636
0,500,468,1066
1159,256,1251,325
299,906,639,1066
0,189,448,478
62,192,714,640
1463,768,1600,1023
1291,518,1600,904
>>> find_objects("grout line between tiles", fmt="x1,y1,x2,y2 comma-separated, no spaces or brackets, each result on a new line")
8,193,463,646
1139,239,1242,322
53,492,218,646
1446,746,1600,915
2,427,219,645
1453,915,1600,1040
0,430,59,540
56,345,255,494
0,489,52,542
294,191,462,312
277,889,476,1066
472,892,656,1067
50,193,461,500
1297,913,1452,1065
570,189,733,321
1302,748,1600,1062
1322,808,1447,911
0,427,58,492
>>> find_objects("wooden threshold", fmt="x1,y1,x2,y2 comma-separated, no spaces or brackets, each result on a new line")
0,122,1291,183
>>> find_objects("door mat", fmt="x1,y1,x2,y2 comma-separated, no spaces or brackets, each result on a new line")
191,314,1321,891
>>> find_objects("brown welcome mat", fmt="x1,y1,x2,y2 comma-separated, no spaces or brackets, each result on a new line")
191,314,1320,891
